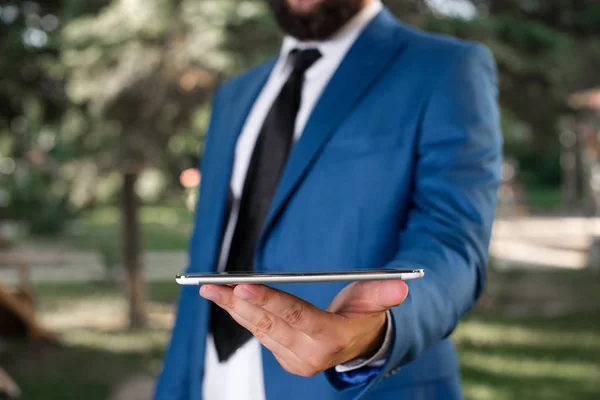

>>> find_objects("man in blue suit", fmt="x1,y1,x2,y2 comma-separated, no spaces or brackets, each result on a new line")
156,0,502,399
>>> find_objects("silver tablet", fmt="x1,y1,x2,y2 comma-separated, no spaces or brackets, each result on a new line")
175,269,424,285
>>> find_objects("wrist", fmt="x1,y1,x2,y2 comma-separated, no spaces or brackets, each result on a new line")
354,312,388,360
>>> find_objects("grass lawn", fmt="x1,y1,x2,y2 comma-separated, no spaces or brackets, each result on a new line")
525,186,563,213
25,205,194,252
71,205,194,252
1,282,180,400
2,281,599,400
35,281,181,306
456,315,600,400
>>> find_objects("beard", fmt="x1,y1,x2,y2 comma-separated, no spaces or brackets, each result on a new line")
266,0,366,41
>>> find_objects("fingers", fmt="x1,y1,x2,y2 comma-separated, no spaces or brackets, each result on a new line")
200,285,309,352
232,284,333,337
200,284,342,376
198,282,398,378
228,308,305,368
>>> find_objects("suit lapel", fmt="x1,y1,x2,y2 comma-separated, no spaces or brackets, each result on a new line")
200,61,275,271
258,9,408,258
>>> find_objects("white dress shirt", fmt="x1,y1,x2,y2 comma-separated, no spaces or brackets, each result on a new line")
203,2,389,399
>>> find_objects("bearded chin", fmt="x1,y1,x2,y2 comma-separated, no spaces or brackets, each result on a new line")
267,0,365,41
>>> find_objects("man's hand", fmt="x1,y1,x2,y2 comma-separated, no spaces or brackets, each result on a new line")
200,280,409,377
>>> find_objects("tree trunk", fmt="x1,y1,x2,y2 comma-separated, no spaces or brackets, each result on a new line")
560,116,580,212
120,172,147,328
0,223,5,250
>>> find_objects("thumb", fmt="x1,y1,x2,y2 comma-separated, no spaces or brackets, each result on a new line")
329,280,409,314
374,280,410,309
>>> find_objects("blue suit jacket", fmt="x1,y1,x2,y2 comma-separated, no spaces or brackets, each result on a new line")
155,8,502,400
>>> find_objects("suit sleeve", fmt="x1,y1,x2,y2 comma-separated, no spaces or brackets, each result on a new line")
327,43,502,391
383,42,502,370
388,42,502,374
154,86,224,400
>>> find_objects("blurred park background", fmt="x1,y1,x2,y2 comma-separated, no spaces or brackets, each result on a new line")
0,0,599,399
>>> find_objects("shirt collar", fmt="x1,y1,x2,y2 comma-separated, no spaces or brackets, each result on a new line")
278,0,383,72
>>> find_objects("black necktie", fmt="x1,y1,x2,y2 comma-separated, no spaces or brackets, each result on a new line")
210,48,322,362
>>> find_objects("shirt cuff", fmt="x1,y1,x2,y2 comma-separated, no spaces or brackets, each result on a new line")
334,310,393,373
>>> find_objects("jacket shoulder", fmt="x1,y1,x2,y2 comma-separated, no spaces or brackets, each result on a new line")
215,58,277,100
394,19,492,66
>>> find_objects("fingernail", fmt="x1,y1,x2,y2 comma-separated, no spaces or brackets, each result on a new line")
235,286,255,301
201,287,220,303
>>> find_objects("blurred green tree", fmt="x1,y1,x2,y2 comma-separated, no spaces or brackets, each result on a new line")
0,0,110,233
412,0,600,186
57,0,251,326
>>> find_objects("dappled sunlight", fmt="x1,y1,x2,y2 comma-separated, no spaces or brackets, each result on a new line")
490,218,600,269
455,316,600,399
62,328,170,354
463,383,510,400
493,218,597,239
41,297,127,331
490,239,587,269
84,206,192,227
453,320,600,350
41,297,174,332
460,350,600,382
84,208,120,224
37,294,174,373
139,210,181,226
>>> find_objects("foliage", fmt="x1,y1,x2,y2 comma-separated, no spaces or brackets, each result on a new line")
3,167,73,233
0,1,109,231
57,0,243,173
417,0,600,186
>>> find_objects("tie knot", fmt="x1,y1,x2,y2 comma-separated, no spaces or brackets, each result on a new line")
290,48,322,74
